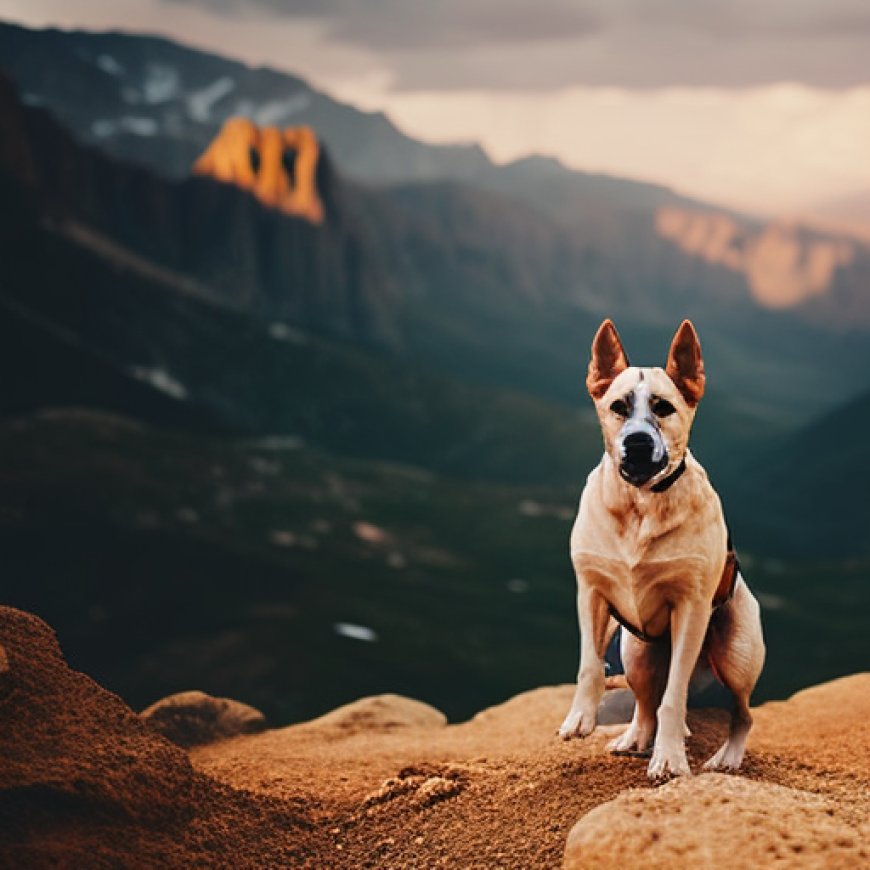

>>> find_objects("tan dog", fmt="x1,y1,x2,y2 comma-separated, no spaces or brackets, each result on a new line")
559,319,765,780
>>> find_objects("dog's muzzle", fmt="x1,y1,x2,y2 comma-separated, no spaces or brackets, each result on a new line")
618,426,667,487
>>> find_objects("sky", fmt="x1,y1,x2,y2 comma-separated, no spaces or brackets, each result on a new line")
2,0,870,219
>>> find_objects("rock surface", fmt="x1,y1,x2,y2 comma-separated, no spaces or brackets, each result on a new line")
193,117,324,223
140,690,267,747
1,603,868,869
193,675,870,869
0,606,310,867
564,774,868,869
656,206,856,308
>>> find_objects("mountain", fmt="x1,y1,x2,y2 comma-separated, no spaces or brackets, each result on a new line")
0,74,409,347
0,20,491,183
3,63,870,452
2,19,869,339
0,20,696,223
0,73,618,484
656,206,870,328
725,385,870,558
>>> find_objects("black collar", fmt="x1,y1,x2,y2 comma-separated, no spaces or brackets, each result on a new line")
649,458,686,493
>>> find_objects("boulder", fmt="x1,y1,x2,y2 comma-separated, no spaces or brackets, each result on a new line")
564,773,868,869
140,690,267,748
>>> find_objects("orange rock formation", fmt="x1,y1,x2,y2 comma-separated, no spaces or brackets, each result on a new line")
193,117,324,224
656,206,854,308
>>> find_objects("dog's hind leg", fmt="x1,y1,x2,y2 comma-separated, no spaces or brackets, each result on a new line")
703,577,765,771
609,630,669,755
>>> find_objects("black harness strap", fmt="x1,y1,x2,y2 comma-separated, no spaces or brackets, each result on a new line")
608,531,742,645
608,602,667,644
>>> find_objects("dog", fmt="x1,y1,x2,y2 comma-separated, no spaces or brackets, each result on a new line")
558,319,765,780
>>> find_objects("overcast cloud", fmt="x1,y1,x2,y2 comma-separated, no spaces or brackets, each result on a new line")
158,0,870,89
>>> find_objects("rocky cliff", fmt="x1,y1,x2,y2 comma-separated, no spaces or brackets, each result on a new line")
656,205,860,309
193,118,324,224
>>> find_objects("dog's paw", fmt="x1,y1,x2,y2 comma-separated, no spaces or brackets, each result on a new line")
558,708,597,740
607,723,653,756
703,741,745,772
647,741,691,781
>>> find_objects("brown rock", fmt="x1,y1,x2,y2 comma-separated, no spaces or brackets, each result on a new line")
193,117,324,223
303,693,447,736
140,690,267,748
564,773,868,869
0,606,310,867
0,641,10,695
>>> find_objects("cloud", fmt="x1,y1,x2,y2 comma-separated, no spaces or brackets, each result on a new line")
158,0,870,89
375,84,870,214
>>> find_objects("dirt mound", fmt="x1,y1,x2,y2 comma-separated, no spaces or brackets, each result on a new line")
192,686,734,867
194,675,870,868
2,603,868,868
0,606,310,868
564,774,868,869
302,694,447,736
140,690,267,748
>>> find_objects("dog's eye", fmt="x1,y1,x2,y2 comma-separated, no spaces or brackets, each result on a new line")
610,399,629,418
652,398,676,417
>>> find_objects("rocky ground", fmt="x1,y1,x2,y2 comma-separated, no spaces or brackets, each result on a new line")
1,605,867,868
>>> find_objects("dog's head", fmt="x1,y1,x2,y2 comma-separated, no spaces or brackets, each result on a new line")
586,319,705,488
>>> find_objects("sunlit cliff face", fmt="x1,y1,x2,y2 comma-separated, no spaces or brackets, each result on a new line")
193,117,324,224
655,206,854,309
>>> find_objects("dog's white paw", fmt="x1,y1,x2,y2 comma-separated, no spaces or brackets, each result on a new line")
703,741,745,772
607,722,653,756
558,708,597,740
647,741,691,781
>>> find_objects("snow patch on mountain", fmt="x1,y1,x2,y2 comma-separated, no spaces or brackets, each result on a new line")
91,120,114,138
253,94,311,126
91,117,159,137
122,117,158,136
96,54,125,76
143,65,181,105
187,77,235,122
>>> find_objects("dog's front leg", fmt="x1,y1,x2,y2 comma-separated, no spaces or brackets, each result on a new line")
647,598,709,780
559,582,613,739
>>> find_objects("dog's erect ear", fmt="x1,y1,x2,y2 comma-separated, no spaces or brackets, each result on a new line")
665,320,705,406
587,319,629,399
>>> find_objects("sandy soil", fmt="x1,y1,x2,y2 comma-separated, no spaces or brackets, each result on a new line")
193,678,870,868
1,605,867,869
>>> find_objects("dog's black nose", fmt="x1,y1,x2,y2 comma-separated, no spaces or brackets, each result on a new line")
623,431,655,460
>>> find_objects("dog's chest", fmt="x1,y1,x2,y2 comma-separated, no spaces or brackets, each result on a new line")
572,507,703,634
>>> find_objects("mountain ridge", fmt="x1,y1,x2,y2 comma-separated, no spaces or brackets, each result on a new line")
3,18,869,331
